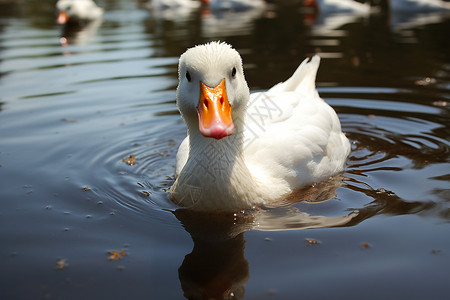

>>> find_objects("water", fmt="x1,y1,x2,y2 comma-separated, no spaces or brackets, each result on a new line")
1,0,449,299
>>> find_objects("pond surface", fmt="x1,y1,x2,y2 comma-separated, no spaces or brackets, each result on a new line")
1,0,449,299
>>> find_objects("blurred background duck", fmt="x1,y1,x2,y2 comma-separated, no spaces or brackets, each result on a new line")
56,0,104,25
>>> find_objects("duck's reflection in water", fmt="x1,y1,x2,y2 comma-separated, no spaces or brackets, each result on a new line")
59,18,102,46
175,176,358,300
177,215,249,300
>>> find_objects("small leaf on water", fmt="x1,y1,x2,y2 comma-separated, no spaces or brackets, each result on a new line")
61,118,77,123
56,259,68,270
305,238,321,245
122,155,137,166
362,242,371,249
107,249,127,261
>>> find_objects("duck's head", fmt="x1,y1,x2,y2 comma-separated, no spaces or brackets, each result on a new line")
56,0,100,24
176,42,250,140
57,0,79,24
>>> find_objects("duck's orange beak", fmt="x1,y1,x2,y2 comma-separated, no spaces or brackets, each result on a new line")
57,11,69,25
197,79,234,140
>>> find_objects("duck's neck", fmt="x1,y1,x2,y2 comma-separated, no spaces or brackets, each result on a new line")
190,114,244,166
172,118,264,211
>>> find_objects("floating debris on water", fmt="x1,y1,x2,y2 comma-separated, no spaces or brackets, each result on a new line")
362,242,371,249
56,259,68,270
375,188,395,196
82,186,91,191
432,100,448,107
122,154,137,165
414,77,436,86
23,185,33,194
305,238,321,245
108,249,127,261
60,118,77,123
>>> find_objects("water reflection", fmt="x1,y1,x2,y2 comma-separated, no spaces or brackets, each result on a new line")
300,0,373,15
387,0,450,12
176,211,249,300
142,0,201,21
59,18,102,46
344,179,438,223
178,232,249,299
201,4,265,38
173,159,447,299
172,176,356,299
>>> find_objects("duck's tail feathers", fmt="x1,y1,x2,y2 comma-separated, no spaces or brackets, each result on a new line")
269,55,320,96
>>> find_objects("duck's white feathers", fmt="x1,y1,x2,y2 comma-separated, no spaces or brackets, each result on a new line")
171,42,350,212
243,56,349,196
57,0,103,21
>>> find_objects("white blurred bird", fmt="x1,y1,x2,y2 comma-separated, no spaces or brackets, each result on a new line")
56,0,104,24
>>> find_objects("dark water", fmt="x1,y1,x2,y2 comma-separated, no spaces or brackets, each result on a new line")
1,0,449,299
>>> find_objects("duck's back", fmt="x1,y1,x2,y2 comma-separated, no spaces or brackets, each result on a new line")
243,56,350,193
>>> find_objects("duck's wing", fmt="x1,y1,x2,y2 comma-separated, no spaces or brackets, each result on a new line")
243,55,321,148
243,55,350,188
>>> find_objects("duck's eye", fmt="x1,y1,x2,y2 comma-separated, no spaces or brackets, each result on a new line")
231,67,236,78
186,71,192,82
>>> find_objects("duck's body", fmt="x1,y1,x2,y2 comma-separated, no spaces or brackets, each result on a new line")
56,0,104,25
170,42,350,212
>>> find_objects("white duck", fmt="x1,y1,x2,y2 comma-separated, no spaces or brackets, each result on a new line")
56,0,104,25
170,42,350,212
